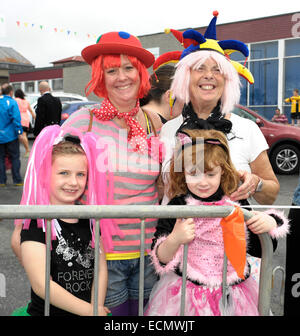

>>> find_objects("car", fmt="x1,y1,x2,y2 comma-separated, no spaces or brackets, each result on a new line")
60,100,100,125
26,92,88,136
27,92,88,109
233,104,300,175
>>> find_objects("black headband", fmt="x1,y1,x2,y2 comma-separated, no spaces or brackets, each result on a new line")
64,135,81,145
178,131,228,154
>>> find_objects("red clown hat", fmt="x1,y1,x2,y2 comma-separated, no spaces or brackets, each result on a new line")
82,31,155,68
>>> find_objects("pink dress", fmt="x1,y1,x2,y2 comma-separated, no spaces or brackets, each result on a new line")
15,98,30,127
144,195,289,316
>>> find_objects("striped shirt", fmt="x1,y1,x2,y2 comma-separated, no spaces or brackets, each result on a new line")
62,106,160,260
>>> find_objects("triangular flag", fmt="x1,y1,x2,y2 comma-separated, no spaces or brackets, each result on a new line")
220,206,247,279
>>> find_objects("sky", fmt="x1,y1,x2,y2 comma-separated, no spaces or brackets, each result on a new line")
0,0,299,68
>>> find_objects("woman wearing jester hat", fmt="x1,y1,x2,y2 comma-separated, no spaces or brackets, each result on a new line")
158,11,280,261
60,31,163,316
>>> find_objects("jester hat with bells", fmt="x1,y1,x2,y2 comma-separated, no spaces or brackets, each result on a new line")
153,11,254,85
15,125,123,252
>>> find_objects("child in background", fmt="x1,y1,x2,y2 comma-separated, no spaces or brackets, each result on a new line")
285,89,300,126
11,125,114,316
145,129,289,316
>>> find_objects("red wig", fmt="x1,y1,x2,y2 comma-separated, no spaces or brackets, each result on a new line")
85,54,151,99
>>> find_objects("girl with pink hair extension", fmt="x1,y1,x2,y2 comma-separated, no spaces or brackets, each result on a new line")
13,124,119,251
11,125,121,316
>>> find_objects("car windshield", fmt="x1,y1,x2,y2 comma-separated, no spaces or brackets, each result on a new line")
232,106,257,123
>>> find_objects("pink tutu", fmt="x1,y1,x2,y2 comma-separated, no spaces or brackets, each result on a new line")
144,272,259,316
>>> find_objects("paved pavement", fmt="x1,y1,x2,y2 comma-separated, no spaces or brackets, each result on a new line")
0,139,297,316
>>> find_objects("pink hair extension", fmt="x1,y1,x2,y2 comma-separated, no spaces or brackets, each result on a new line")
15,125,123,252
171,50,241,114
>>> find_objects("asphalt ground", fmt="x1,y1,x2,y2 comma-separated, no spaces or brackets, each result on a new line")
0,139,297,316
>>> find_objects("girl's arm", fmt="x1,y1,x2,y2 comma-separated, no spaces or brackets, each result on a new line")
155,217,195,264
28,102,36,119
21,240,94,316
90,238,110,316
11,224,23,265
246,210,289,238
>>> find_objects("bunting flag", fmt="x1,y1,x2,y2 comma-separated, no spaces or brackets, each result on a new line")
14,19,96,39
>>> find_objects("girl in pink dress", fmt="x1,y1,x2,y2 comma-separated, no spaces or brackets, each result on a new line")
145,129,289,316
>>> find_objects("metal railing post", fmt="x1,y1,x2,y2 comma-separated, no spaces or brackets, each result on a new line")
44,219,52,316
138,219,146,316
180,244,189,316
93,219,100,316
221,253,229,313
258,232,273,315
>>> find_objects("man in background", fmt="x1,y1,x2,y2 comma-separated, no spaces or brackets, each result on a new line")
0,83,25,186
271,107,288,124
33,81,62,136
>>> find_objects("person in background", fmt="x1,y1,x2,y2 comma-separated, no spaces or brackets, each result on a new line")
271,108,288,124
285,89,300,126
140,64,180,124
62,31,162,316
0,83,25,187
14,88,36,157
33,81,62,137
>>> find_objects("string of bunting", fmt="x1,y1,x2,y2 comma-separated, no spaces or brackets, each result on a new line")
14,20,97,39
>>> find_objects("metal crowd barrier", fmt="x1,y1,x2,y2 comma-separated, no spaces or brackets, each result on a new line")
0,204,274,316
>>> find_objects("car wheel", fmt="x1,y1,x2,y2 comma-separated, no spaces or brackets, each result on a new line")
270,144,300,175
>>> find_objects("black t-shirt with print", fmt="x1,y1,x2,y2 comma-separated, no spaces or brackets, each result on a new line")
21,218,95,316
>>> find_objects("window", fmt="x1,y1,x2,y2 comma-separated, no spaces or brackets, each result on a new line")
284,39,300,101
285,39,300,57
12,83,21,92
249,60,278,106
284,57,300,98
52,78,63,91
251,42,278,59
25,81,35,93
